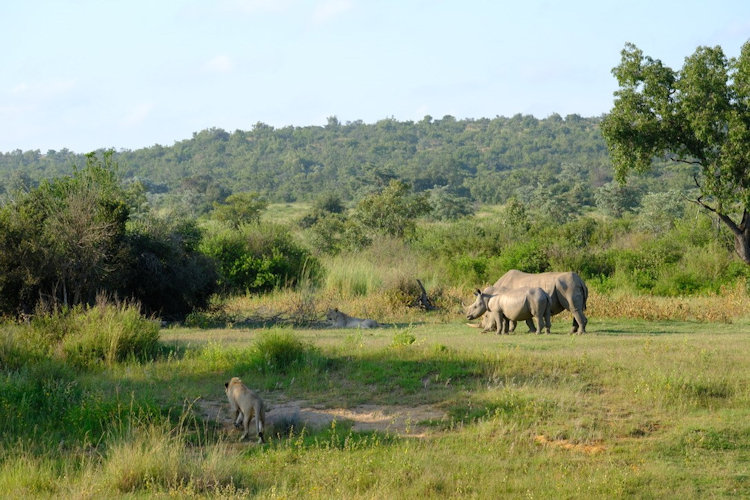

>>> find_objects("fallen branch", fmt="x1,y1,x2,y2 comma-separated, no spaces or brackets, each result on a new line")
414,279,437,310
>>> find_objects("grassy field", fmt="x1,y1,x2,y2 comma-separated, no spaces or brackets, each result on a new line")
2,309,749,498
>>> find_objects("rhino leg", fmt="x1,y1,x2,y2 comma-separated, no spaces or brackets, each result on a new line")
570,309,587,334
491,311,503,335
524,319,536,333
506,319,517,334
534,315,543,334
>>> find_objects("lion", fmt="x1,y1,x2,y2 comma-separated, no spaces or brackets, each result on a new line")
326,308,379,328
224,377,266,443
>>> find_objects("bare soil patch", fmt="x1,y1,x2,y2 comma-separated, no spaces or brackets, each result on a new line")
197,396,447,438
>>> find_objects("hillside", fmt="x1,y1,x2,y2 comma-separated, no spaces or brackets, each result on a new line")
1,114,668,207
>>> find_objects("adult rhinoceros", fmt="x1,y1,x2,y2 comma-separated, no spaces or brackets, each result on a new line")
491,270,588,334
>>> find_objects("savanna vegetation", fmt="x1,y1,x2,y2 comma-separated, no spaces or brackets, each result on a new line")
1,42,750,498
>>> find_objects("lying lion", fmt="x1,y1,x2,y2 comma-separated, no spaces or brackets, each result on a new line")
326,308,379,328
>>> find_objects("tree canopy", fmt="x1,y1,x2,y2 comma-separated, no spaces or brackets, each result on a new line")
601,42,750,263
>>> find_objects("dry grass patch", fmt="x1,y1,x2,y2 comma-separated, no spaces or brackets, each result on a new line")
587,281,750,322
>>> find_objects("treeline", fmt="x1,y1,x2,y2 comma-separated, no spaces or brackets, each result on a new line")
0,114,691,218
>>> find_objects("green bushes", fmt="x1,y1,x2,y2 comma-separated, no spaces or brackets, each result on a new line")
123,217,217,319
199,223,321,294
188,330,327,379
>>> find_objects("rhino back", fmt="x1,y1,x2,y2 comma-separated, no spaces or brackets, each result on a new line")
489,289,534,320
494,270,564,294
494,270,585,315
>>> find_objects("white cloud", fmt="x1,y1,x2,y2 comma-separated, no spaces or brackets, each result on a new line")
312,0,352,24
121,102,154,127
204,55,234,73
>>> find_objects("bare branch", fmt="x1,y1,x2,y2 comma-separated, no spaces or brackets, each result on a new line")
666,155,703,166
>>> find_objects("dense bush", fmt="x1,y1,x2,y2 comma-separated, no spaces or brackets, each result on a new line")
200,222,321,294
404,205,747,295
0,152,217,319
0,152,129,315
123,217,217,319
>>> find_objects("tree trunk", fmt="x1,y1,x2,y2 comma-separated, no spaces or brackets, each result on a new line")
734,210,750,265
716,209,750,265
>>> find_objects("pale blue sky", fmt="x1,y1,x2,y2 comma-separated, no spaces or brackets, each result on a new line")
2,0,749,153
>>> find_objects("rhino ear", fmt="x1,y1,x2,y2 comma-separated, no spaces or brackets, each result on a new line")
474,288,482,296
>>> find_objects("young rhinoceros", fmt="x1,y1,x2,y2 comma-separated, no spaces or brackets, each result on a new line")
466,287,551,335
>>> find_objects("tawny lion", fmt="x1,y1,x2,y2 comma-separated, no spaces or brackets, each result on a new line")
224,377,266,443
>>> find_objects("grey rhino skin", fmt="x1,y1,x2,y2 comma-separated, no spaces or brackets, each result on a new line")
466,286,551,335
491,270,588,334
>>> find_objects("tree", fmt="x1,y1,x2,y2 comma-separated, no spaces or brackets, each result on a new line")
36,151,129,306
428,186,475,221
211,191,267,228
0,151,129,312
354,180,431,238
594,181,642,217
601,42,750,263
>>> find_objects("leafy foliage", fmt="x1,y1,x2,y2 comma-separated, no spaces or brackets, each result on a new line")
353,180,431,238
199,223,321,294
210,191,267,228
0,151,130,312
602,41,750,263
122,217,217,319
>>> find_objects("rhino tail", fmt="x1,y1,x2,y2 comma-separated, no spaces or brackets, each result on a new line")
582,279,589,310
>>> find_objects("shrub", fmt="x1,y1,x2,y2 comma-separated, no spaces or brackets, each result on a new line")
200,223,321,294
252,330,320,374
495,240,550,274
123,217,217,320
445,255,489,287
391,329,417,348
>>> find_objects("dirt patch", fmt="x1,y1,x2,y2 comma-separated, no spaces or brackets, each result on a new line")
197,396,447,438
534,434,605,454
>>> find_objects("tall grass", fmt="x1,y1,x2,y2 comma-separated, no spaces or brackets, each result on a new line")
22,297,161,369
99,417,251,495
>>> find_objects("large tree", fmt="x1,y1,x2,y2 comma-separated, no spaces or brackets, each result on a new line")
601,42,750,263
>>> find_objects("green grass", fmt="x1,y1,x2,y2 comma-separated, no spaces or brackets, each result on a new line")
261,202,312,225
2,317,750,497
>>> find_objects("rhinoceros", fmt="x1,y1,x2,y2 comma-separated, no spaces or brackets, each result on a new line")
491,270,588,334
466,286,551,335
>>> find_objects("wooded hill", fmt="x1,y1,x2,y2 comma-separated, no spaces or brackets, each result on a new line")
0,114,694,216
